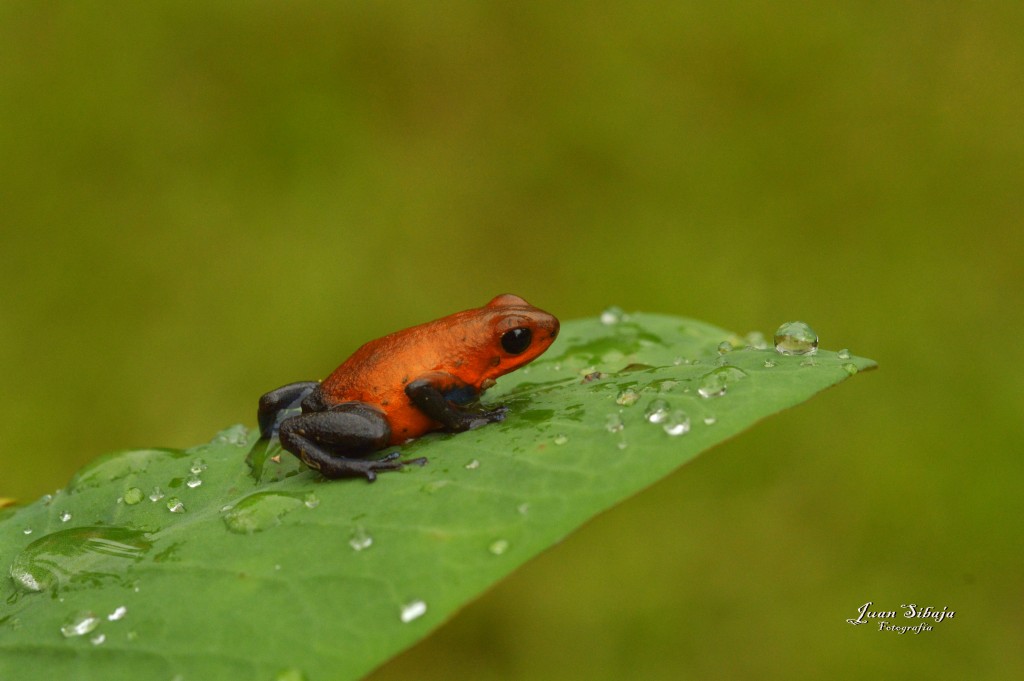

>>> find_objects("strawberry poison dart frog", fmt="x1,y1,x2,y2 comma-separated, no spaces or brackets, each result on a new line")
257,294,559,481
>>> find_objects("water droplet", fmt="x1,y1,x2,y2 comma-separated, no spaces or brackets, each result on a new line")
517,503,530,515
400,599,427,623
744,331,769,350
697,366,749,398
185,476,202,489
605,413,624,433
107,605,127,621
166,498,185,513
662,410,691,436
464,459,480,470
600,306,624,325
90,633,106,645
837,348,851,360
717,341,733,355
842,362,859,375
774,321,818,355
222,491,313,534
703,415,717,426
148,486,165,503
211,424,250,446
552,434,568,445
303,493,320,509
615,388,640,406
59,511,72,523
349,527,373,552
763,359,776,368
644,399,670,424
61,611,100,638
122,487,144,505
656,379,679,393
23,528,32,535
189,459,208,475
800,358,816,367
488,539,510,555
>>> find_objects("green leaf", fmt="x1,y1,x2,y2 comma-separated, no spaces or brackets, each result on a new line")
0,313,874,681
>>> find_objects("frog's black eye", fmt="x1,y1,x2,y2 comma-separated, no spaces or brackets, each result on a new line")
501,327,532,355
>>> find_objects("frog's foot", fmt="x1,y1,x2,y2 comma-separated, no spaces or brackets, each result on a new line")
314,451,428,482
465,405,509,430
405,377,511,432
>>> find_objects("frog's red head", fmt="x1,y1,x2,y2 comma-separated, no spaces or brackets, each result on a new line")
478,294,559,381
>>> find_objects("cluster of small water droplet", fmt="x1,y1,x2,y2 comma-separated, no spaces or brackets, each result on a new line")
59,604,130,645
186,458,206,489
643,399,692,436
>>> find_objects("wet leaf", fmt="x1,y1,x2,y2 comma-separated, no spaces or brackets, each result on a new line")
0,313,875,681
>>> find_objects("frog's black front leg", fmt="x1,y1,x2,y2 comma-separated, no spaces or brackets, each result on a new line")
405,372,508,432
258,381,320,439
279,402,426,481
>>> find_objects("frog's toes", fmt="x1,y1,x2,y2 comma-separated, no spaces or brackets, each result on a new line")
359,453,428,482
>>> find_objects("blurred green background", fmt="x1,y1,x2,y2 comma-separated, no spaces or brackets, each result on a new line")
2,2,1021,679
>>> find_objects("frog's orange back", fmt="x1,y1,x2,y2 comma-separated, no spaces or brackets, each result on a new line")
319,295,558,443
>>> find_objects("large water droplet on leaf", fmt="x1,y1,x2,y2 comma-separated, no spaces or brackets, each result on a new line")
222,491,317,534
9,526,153,592
773,321,819,356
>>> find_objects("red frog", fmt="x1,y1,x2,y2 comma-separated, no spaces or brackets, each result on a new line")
258,294,559,480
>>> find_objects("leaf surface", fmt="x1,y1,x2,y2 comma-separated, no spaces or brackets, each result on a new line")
0,313,875,681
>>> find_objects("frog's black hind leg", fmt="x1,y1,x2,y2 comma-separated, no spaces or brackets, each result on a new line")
279,402,427,481
257,381,320,438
